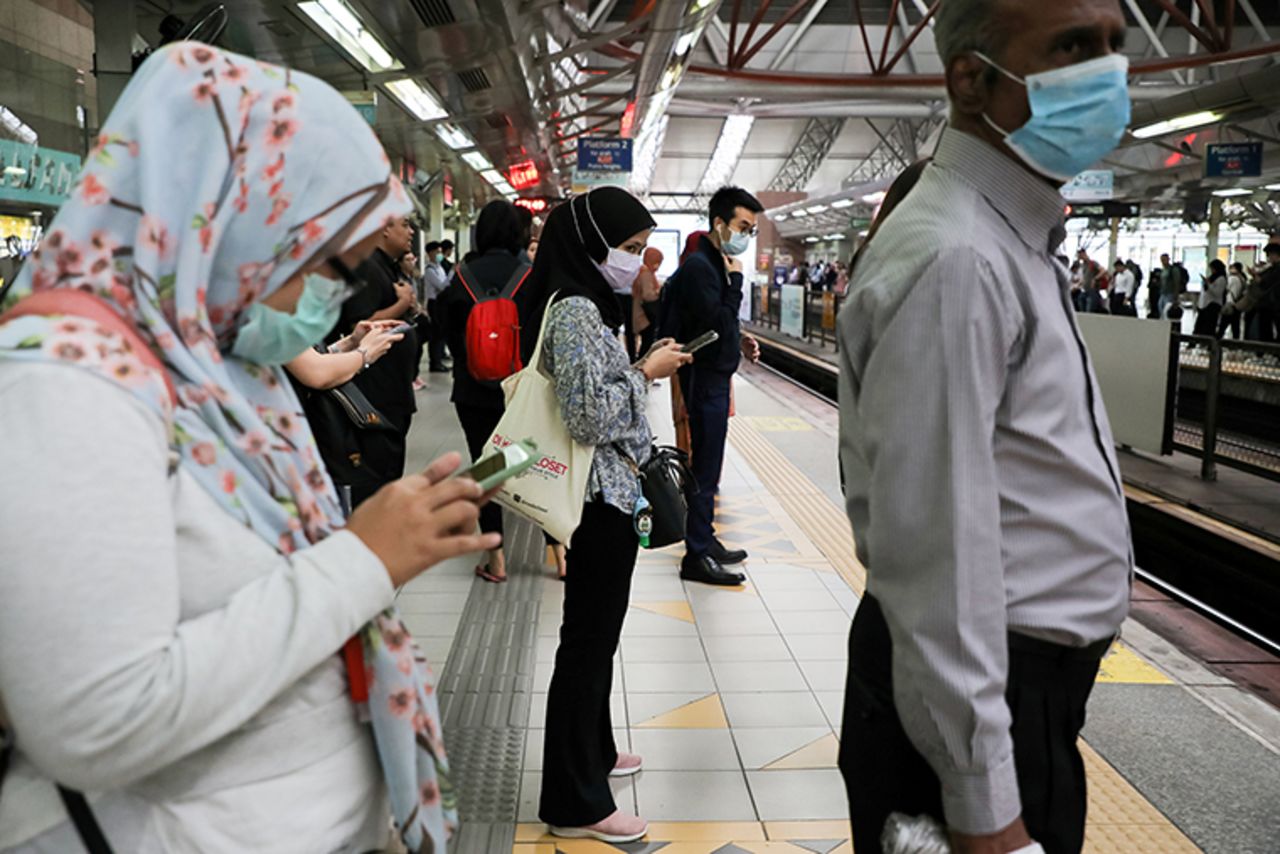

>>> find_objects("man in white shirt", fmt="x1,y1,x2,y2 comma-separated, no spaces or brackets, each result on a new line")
421,241,451,373
836,2,1132,853
1109,260,1135,315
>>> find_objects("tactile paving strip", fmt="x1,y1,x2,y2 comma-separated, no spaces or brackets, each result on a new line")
440,516,545,854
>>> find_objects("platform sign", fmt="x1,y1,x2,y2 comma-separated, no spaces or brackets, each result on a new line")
577,137,633,173
1061,170,1114,201
1205,142,1262,178
342,91,377,125
0,140,81,207
780,284,805,339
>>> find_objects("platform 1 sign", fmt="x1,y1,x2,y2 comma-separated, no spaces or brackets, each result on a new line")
1205,142,1262,178
780,284,805,339
1061,170,1114,201
577,137,633,173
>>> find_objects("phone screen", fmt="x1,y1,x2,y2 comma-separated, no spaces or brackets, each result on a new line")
462,453,507,483
682,331,719,354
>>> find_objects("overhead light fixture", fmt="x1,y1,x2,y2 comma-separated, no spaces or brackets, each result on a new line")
1265,183,1280,191
823,233,845,240
384,78,447,121
494,181,516,195
3,166,26,177
804,236,820,243
1211,188,1253,197
298,0,403,73
772,212,788,221
1131,110,1224,139
861,191,887,205
434,123,474,150
630,114,670,196
805,204,829,214
462,151,494,171
831,198,856,209
481,169,505,184
697,114,755,194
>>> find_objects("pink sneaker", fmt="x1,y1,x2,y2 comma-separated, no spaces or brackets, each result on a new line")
412,377,426,391
609,752,643,777
549,809,648,843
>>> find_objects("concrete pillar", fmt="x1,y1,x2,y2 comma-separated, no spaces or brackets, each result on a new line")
428,180,445,242
93,0,136,120
1108,217,1121,267
1206,197,1223,263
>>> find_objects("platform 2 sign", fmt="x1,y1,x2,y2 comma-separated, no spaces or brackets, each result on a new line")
1205,142,1262,178
577,138,633,173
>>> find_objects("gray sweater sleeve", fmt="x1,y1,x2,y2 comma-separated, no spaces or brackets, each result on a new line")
0,363,394,791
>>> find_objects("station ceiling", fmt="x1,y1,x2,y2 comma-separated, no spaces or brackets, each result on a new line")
102,1,1280,228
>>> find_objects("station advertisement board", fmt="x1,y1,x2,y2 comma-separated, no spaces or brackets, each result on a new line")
0,140,81,207
780,284,805,339
1204,142,1263,178
1061,170,1114,201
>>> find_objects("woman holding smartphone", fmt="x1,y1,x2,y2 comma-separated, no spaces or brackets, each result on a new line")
521,188,692,843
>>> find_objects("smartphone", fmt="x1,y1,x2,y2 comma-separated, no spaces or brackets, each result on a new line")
681,330,720,354
459,439,539,491
388,322,414,335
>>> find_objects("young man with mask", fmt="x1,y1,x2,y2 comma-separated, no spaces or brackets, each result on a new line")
330,214,420,479
835,2,1133,853
422,241,451,373
657,186,764,587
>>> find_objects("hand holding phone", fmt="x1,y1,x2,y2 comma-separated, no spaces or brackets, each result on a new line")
458,439,539,491
681,330,720,354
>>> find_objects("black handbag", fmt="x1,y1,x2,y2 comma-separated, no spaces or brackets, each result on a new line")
292,368,401,509
618,444,697,550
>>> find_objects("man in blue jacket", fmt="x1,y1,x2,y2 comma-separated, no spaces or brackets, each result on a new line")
658,186,763,586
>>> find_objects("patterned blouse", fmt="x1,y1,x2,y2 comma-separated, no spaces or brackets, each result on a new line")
543,296,652,515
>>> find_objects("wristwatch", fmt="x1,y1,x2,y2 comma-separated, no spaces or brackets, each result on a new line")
356,346,371,372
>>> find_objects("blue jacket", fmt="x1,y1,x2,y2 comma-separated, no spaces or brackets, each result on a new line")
657,235,743,376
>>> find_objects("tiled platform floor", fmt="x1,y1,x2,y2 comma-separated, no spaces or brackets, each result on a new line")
397,373,1279,854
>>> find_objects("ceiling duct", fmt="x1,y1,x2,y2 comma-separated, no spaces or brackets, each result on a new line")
1129,63,1280,139
458,67,493,93
629,1,725,141
408,0,458,29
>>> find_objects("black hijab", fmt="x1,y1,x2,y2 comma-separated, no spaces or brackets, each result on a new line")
521,187,656,362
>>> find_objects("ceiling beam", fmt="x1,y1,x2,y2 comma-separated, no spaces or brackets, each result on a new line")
1125,0,1186,85
767,0,830,70
767,117,846,191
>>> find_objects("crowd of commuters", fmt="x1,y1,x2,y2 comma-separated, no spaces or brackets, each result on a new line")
3,0,1279,851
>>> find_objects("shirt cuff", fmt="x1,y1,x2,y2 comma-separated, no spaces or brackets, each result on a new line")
938,751,1022,836
297,530,396,628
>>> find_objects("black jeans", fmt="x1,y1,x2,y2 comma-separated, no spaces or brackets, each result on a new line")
426,299,447,368
684,369,732,557
455,403,504,536
539,502,639,826
839,596,1106,854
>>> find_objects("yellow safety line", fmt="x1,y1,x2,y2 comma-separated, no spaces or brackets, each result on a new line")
1124,483,1280,559
728,418,867,596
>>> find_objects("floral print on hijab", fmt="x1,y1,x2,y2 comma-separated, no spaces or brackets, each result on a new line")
0,43,456,851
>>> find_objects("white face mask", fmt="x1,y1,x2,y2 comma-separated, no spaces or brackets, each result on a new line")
574,190,646,293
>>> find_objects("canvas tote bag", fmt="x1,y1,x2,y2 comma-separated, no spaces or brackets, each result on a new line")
486,294,594,544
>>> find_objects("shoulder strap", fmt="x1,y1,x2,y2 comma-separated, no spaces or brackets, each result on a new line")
455,262,480,304
57,787,114,853
502,262,533,299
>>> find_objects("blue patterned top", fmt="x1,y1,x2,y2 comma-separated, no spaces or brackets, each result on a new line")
543,296,652,514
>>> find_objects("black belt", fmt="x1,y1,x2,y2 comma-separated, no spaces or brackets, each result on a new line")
1008,630,1115,663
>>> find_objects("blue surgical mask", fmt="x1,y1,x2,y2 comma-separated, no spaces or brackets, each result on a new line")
720,226,750,258
231,273,344,365
975,52,1131,183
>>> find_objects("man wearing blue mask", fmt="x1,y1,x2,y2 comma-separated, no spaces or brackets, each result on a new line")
657,186,764,587
835,2,1133,854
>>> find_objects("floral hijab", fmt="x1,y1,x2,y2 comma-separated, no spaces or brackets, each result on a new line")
0,43,455,851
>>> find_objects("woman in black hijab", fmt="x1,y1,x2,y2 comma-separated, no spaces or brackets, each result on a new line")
531,188,692,844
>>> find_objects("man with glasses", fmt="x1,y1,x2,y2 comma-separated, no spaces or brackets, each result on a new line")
657,186,763,586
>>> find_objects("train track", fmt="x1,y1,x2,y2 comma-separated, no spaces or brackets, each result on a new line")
750,332,1280,655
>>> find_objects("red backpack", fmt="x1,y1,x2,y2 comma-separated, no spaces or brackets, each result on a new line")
456,260,531,382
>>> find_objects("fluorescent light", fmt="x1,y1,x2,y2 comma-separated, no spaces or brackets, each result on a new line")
804,236,820,243
298,0,403,73
383,78,447,121
434,123,474,150
462,151,494,171
3,166,26,176
481,169,505,183
861,191,886,205
1212,188,1253,197
772,212,788,221
1265,183,1280,191
823,233,845,240
697,115,755,194
831,198,856,209
1132,110,1223,139
805,204,829,214
494,181,516,195
629,114,669,196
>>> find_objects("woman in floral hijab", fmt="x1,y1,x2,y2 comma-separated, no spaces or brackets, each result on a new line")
0,44,496,852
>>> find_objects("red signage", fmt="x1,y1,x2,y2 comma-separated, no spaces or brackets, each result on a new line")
508,160,540,191
514,197,551,214
620,102,637,139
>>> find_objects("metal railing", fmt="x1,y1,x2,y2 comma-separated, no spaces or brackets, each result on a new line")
1172,334,1280,482
751,283,844,350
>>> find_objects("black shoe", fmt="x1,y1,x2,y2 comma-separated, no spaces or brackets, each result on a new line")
709,540,748,565
680,554,746,586
428,364,450,373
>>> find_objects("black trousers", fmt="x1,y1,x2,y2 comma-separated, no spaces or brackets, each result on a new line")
839,596,1106,854
455,403,504,536
426,299,447,368
684,369,732,557
539,502,639,826
1193,303,1222,337
1218,309,1241,340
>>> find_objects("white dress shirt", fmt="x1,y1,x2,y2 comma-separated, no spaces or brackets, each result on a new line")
1111,269,1135,298
836,129,1132,835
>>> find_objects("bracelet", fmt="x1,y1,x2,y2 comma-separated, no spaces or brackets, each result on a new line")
356,346,370,372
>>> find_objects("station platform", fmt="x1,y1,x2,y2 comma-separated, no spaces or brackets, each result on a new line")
398,367,1280,854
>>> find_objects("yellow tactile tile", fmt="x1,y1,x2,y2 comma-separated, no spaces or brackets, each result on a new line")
635,693,729,729
763,732,841,770
1095,642,1174,685
763,820,853,840
553,840,630,853
742,415,814,432
511,844,555,854
1082,742,1175,826
645,843,723,854
514,824,554,842
736,843,817,853
646,821,769,841
1084,823,1203,853
630,600,696,623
